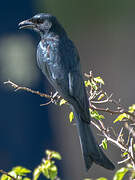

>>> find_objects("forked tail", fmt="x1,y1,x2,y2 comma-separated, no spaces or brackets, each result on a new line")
73,108,115,170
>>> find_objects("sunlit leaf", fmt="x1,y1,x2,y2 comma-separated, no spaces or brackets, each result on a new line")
12,167,31,176
49,165,57,180
113,167,128,180
41,160,58,180
46,150,62,160
51,152,62,160
98,94,105,101
122,152,128,157
69,112,74,123
96,178,108,180
84,80,91,87
41,161,50,178
23,178,31,180
33,166,41,180
101,138,107,150
59,99,67,106
90,109,104,120
1,174,11,180
12,166,31,176
94,76,104,85
128,104,135,113
113,113,129,123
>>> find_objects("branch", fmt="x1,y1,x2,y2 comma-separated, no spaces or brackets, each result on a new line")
4,80,62,106
90,104,135,120
4,80,51,99
0,170,17,180
91,120,135,167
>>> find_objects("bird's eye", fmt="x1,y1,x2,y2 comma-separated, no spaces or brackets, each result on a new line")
36,18,44,24
31,18,43,24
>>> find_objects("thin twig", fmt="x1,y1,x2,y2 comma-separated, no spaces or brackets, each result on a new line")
91,120,135,166
4,80,51,99
0,170,17,180
90,104,135,119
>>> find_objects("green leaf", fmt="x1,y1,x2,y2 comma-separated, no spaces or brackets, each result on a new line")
122,152,128,157
113,167,128,180
101,138,107,150
41,161,51,178
12,166,31,176
49,165,57,180
41,161,58,180
51,152,62,160
96,178,108,180
94,76,104,85
23,178,31,180
128,104,135,113
69,112,74,123
98,94,105,101
0,171,17,180
113,113,129,123
84,80,91,87
46,150,62,160
1,174,11,180
59,99,67,106
90,109,104,120
33,166,42,180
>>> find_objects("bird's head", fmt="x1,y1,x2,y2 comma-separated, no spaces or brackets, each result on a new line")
18,13,66,36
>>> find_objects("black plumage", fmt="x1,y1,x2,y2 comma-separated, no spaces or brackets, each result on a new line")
19,13,115,170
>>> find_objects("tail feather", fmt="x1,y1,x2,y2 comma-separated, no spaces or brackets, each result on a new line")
73,108,115,171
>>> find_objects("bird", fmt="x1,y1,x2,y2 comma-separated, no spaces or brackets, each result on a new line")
18,13,115,171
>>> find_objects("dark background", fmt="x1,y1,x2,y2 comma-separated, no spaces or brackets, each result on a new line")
0,0,135,179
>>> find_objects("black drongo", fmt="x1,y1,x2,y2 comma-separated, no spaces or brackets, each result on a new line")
19,13,115,171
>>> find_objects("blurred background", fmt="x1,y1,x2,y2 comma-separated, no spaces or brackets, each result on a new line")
0,0,135,179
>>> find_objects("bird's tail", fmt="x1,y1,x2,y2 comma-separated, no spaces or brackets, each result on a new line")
73,108,115,171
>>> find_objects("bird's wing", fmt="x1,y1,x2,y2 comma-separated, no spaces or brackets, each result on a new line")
65,44,90,122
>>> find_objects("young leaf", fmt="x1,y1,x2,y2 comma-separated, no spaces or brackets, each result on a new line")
122,152,128,157
113,167,128,180
1,174,11,180
51,151,62,160
96,178,108,180
94,76,104,85
33,166,42,180
12,166,31,176
41,161,58,180
23,178,31,180
128,104,135,113
101,138,107,150
46,150,62,160
84,80,91,87
59,99,67,106
113,113,129,123
90,109,104,120
69,112,74,123
41,161,51,178
98,94,105,101
49,165,57,180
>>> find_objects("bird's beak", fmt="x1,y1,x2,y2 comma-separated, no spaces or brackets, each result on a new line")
18,19,35,29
